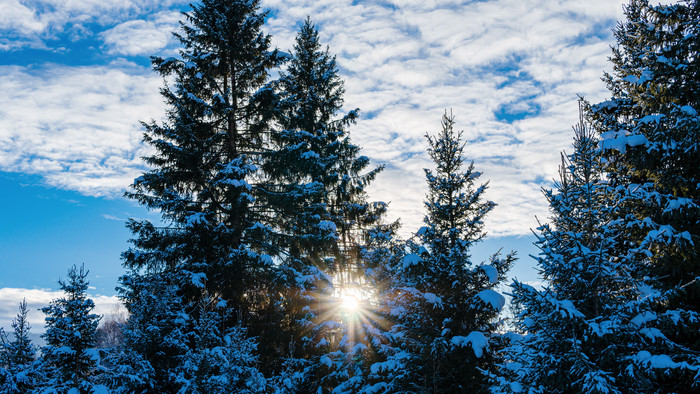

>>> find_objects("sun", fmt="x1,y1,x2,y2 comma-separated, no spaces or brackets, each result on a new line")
340,293,360,312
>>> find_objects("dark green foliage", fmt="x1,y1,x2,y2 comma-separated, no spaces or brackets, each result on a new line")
40,264,102,393
496,111,700,393
589,0,700,344
261,18,387,391
385,112,513,392
0,299,37,393
119,0,285,386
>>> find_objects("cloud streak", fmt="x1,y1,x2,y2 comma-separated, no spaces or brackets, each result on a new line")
0,63,162,196
261,0,627,236
0,0,643,236
0,287,123,335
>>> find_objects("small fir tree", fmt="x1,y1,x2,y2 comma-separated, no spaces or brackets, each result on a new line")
39,264,103,393
387,112,513,392
0,299,37,393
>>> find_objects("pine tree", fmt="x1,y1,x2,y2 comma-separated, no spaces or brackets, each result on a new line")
588,0,700,351
495,110,700,393
261,18,386,391
0,299,37,393
120,0,283,384
386,112,513,392
39,264,104,393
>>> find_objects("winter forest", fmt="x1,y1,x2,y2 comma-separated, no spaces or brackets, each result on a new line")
1,0,699,392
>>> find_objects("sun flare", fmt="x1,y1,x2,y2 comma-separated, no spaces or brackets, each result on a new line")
340,293,360,312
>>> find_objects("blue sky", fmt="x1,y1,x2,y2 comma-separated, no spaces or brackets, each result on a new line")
0,0,644,332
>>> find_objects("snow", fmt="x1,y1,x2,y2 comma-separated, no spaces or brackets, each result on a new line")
318,220,337,233
423,292,442,306
222,178,252,190
593,100,618,112
557,299,583,318
92,385,110,394
600,130,649,153
476,289,505,311
320,355,333,367
480,264,498,284
451,331,488,358
631,311,656,327
634,351,686,369
663,197,695,213
402,253,422,268
510,382,524,393
185,212,207,227
639,114,665,124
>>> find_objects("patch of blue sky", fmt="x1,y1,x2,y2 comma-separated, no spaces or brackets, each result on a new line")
494,96,543,123
0,172,156,294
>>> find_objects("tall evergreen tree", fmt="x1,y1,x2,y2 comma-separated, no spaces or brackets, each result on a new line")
119,0,282,386
385,112,512,392
0,299,37,393
261,18,386,391
494,111,700,393
588,0,700,350
39,264,103,393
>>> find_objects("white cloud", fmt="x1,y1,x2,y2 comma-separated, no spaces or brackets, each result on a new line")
1,0,639,237
0,63,162,196
0,0,189,50
261,0,626,236
101,11,182,56
0,287,123,335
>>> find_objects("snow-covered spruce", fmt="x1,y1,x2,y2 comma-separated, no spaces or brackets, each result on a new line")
262,18,388,392
0,299,38,393
38,265,105,393
588,0,700,360
494,108,699,394
378,112,513,392
119,0,283,390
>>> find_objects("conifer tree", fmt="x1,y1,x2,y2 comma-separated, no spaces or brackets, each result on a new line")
495,111,700,393
115,272,185,391
261,18,386,391
175,308,267,393
120,0,282,384
387,112,512,392
588,0,699,350
39,264,104,393
0,299,37,393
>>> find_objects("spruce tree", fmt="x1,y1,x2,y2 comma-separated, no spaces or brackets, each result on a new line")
495,110,700,393
39,264,103,393
588,0,700,351
387,112,512,392
120,0,282,386
261,18,386,391
0,299,37,393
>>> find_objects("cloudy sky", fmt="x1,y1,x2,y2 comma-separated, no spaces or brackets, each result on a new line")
0,0,640,332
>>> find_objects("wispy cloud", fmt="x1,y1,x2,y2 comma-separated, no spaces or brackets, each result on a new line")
0,63,162,196
262,0,628,236
102,213,126,221
0,0,189,51
101,11,182,56
0,287,123,334
0,0,648,237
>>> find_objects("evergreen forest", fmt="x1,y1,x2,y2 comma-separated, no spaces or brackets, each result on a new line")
1,0,698,392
